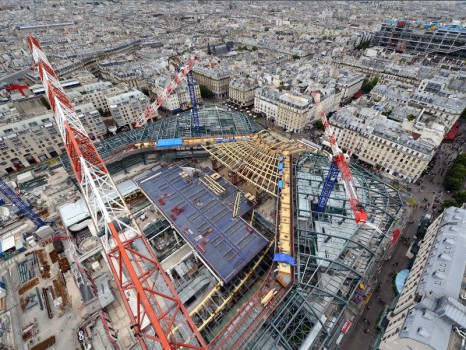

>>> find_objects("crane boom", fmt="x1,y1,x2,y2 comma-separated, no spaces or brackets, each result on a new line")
135,56,201,128
312,91,367,224
28,35,207,350
0,177,46,228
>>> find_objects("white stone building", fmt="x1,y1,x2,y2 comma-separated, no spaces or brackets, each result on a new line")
0,105,63,174
379,206,466,350
228,77,258,107
81,81,122,113
192,67,230,98
107,90,149,128
331,106,435,182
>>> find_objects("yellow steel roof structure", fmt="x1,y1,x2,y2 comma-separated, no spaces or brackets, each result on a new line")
202,130,310,197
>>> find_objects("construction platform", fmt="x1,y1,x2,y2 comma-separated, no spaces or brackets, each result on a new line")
137,164,268,284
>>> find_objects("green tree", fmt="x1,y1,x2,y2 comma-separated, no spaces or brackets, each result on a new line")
292,54,300,60
199,84,214,98
453,191,466,203
441,199,459,212
460,107,466,120
407,114,416,121
444,175,463,191
361,77,379,94
314,120,325,131
252,46,258,51
355,40,371,50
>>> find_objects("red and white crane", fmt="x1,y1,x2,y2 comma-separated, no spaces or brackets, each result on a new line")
135,56,200,128
28,35,207,350
312,91,368,224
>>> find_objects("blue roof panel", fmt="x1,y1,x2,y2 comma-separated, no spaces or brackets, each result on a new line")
138,164,269,284
157,138,183,148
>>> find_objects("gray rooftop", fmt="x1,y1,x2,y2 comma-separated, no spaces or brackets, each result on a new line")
400,207,466,350
331,106,435,155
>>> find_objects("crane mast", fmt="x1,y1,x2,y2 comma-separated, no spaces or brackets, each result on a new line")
28,35,207,350
312,91,367,224
135,56,201,128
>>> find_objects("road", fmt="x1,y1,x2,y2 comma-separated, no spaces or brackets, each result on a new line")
2,269,23,349
345,121,466,350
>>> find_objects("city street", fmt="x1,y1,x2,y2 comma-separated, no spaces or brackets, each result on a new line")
345,122,466,350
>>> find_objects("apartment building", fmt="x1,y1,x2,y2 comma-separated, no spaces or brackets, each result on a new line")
74,103,107,139
0,105,63,174
107,90,149,128
409,90,464,130
336,70,365,101
331,106,435,182
192,67,230,98
81,81,122,113
154,77,202,112
254,88,311,132
228,77,258,107
379,206,466,350
372,19,466,58
255,88,341,132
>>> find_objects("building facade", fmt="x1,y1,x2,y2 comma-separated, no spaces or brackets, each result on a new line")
75,103,107,139
107,90,149,128
228,77,258,107
0,105,63,174
254,88,312,132
81,81,122,113
336,70,365,101
379,206,466,350
255,88,341,132
192,67,230,98
331,107,435,182
371,20,466,58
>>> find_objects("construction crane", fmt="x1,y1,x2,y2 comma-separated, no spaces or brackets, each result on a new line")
186,70,201,136
0,177,46,228
169,57,201,137
312,91,368,224
28,35,207,350
135,56,201,128
5,83,29,96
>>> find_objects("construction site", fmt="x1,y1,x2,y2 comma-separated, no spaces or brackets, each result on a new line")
0,36,405,350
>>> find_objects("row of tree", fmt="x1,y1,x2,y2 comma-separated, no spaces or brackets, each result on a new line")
237,45,258,52
444,153,466,191
361,77,379,94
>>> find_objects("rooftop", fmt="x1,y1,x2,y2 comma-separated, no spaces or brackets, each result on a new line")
400,206,466,350
137,164,268,284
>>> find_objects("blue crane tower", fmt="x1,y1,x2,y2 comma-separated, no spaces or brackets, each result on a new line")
0,177,45,228
186,70,200,136
315,159,340,212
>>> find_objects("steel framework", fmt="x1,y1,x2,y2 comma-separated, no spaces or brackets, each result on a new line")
186,71,200,136
247,153,403,350
0,177,45,228
28,35,206,350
